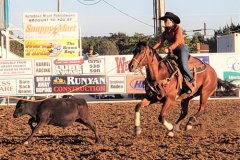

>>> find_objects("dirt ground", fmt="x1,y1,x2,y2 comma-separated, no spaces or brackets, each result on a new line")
0,99,239,160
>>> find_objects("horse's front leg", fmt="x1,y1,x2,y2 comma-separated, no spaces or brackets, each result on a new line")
158,97,174,131
173,98,191,132
134,98,150,136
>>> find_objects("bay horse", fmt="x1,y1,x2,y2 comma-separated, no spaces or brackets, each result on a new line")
128,41,218,137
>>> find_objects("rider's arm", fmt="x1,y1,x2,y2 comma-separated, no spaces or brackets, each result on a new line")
153,34,165,50
169,25,184,51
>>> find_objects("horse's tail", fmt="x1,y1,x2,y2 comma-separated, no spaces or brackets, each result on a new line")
217,78,239,91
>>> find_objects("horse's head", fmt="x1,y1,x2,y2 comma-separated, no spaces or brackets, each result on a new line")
128,41,154,72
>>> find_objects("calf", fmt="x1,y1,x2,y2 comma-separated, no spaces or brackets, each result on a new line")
13,97,100,144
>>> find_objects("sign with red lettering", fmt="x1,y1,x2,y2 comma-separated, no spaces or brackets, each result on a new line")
52,75,106,93
105,55,133,75
0,59,33,76
52,57,105,75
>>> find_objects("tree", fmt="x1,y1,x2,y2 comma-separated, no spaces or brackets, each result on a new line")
98,39,119,55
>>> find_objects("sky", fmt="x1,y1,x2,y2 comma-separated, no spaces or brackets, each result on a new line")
9,0,240,37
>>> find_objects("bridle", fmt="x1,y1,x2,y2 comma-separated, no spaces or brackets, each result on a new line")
131,47,154,73
132,50,147,71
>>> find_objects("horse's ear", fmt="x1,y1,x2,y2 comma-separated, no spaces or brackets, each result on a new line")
146,41,150,46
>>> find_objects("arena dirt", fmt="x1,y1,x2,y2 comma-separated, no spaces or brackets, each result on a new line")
0,99,239,159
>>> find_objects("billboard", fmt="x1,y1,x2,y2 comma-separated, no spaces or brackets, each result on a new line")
52,75,106,93
0,59,33,76
210,54,240,86
23,12,79,58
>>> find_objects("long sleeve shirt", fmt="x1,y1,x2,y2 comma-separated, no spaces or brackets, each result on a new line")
156,24,185,51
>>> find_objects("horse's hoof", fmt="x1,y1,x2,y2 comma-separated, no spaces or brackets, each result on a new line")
95,138,101,143
23,141,29,145
173,124,180,131
134,126,142,136
164,121,173,131
167,131,174,137
186,125,193,130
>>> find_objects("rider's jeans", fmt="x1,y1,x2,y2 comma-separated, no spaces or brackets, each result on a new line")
173,44,193,81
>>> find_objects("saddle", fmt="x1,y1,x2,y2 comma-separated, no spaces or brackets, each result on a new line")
144,54,207,99
166,54,206,94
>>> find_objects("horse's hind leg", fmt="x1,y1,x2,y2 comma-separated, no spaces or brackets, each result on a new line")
186,94,209,130
134,98,151,136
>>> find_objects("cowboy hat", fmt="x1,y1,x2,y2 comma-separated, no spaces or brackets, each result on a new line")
159,12,180,24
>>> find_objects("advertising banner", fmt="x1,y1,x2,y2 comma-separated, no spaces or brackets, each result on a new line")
52,57,105,75
35,76,52,94
34,59,52,75
0,79,16,95
210,54,240,86
107,76,126,93
0,59,33,76
83,58,105,74
16,79,34,95
52,75,106,93
0,78,34,96
126,75,145,93
105,55,133,75
23,12,79,58
193,55,209,64
24,39,79,58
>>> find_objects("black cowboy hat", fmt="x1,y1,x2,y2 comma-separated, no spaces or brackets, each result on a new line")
159,12,180,24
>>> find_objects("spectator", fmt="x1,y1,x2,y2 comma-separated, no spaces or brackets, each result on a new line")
83,46,99,60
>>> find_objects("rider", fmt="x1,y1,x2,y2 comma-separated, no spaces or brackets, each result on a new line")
152,12,195,84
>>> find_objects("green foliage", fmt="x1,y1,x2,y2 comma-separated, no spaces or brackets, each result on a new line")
82,32,152,55
10,40,24,57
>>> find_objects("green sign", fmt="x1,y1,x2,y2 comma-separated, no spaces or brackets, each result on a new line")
223,71,240,83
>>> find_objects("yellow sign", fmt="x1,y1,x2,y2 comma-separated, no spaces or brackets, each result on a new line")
23,12,79,58
24,39,79,58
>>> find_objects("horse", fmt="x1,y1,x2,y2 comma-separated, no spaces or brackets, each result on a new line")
128,41,218,137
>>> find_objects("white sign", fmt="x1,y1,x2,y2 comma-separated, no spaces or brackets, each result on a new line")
0,59,33,76
52,57,105,75
0,79,16,95
108,76,126,93
23,12,79,40
34,59,52,75
105,55,133,75
83,58,105,74
17,79,34,95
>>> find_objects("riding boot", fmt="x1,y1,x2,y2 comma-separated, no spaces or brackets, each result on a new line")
184,77,195,94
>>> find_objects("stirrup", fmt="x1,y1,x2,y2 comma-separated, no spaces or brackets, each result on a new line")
189,78,195,83
186,89,192,94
